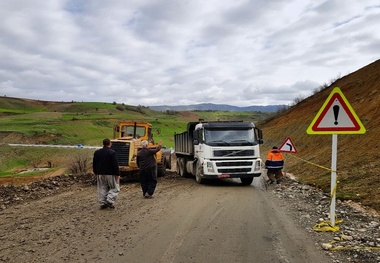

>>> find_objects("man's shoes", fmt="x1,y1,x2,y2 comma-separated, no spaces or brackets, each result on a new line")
266,180,275,185
106,202,115,209
100,202,115,209
144,193,153,198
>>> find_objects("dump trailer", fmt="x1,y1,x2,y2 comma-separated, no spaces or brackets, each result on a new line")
110,121,171,178
174,121,263,185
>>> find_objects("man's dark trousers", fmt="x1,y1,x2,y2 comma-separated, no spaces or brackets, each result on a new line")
140,167,157,196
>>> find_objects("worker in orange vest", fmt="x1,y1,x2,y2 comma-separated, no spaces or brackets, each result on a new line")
265,146,284,184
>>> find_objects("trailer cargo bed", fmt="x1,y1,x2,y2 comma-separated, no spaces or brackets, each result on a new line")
174,122,198,155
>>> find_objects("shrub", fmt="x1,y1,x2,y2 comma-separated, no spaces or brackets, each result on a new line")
115,105,125,111
69,154,91,175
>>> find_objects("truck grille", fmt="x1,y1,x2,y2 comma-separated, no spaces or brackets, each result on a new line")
217,168,252,173
216,161,253,167
213,150,254,157
111,141,130,166
215,161,253,174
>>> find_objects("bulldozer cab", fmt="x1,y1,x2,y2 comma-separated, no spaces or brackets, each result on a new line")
114,121,153,142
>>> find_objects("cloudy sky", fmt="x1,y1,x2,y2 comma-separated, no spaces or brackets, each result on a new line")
0,0,379,107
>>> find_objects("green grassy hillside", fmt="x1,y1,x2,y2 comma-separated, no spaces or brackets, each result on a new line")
0,96,270,177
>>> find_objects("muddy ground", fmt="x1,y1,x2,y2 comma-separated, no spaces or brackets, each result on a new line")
0,171,379,263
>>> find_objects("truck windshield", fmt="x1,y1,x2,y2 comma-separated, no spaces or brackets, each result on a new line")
204,129,256,146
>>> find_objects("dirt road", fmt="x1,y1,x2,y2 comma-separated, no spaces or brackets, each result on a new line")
0,174,335,263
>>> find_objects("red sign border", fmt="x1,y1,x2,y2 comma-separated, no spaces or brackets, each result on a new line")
311,93,361,132
278,137,298,153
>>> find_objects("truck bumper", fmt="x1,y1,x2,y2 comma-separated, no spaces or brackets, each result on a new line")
202,172,261,179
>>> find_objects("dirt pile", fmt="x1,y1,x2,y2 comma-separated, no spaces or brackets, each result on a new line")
0,174,96,210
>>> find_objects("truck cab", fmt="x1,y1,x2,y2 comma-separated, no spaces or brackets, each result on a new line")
175,121,263,185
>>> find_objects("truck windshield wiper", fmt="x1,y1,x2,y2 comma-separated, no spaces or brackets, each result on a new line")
207,140,229,146
230,140,254,145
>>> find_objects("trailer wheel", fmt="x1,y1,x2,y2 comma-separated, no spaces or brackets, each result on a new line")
176,158,181,175
240,177,253,185
195,161,205,184
179,158,186,177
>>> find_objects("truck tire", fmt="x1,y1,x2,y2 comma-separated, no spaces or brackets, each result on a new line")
162,149,172,170
166,154,172,170
241,177,253,185
195,161,205,184
176,158,181,175
157,156,166,177
179,158,186,177
176,157,191,178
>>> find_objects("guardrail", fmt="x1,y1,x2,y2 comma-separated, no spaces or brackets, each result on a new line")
8,144,100,149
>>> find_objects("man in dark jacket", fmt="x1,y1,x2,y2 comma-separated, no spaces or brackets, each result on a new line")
93,138,120,209
137,140,162,198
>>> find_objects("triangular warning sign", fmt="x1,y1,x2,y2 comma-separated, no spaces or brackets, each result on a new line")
279,137,298,153
307,87,366,134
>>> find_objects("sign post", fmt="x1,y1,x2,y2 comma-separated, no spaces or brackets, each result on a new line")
307,87,365,226
330,134,338,226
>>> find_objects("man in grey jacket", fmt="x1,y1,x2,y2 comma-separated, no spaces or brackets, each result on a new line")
93,138,120,209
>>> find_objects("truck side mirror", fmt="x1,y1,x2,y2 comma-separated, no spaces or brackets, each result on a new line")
193,129,202,145
257,129,264,144
193,130,199,140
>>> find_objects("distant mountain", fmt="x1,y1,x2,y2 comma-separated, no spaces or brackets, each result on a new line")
150,103,286,112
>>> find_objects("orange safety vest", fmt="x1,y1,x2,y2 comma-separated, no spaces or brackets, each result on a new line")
265,149,284,169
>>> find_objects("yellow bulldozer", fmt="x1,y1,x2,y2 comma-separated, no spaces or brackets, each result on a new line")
111,121,171,178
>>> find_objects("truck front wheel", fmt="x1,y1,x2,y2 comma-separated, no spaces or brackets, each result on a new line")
241,177,253,185
195,162,205,184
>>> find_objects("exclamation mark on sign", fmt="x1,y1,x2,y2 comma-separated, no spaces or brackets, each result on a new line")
333,105,340,125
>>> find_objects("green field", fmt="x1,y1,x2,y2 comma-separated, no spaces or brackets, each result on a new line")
0,97,271,177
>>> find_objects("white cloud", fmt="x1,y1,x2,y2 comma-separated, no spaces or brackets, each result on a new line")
0,0,379,107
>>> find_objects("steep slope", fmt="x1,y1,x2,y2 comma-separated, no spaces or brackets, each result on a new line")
260,59,380,211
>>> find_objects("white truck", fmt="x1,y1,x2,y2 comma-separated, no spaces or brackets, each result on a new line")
174,120,263,185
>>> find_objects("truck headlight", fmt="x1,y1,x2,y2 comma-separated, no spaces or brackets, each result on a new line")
254,160,261,171
207,162,214,173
